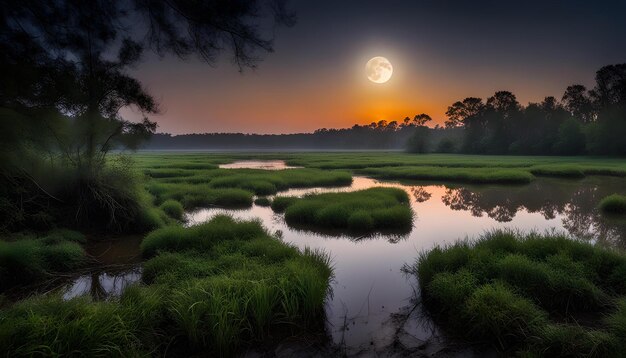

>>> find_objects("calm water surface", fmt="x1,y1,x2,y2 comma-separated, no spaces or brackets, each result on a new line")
61,235,143,300
56,160,626,354
186,161,626,353
218,160,301,170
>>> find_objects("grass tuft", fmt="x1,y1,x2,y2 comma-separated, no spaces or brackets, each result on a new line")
254,197,271,206
159,199,185,220
599,194,626,214
0,232,86,290
272,187,413,234
411,230,626,355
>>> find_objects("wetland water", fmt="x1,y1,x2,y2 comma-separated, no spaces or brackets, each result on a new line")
59,161,626,354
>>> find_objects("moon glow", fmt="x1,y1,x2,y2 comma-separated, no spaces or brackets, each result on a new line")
366,56,393,83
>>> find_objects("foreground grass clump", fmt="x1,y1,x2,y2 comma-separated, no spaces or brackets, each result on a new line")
142,217,333,354
412,230,626,356
599,194,626,214
0,230,86,290
272,187,413,234
0,216,333,357
159,199,185,220
0,286,166,356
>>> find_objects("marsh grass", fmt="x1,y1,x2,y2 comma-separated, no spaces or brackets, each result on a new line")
142,216,333,354
529,165,586,178
272,187,413,234
359,166,535,184
0,230,86,290
146,182,253,209
411,230,626,355
1,216,333,357
207,168,352,195
599,194,626,214
159,199,184,220
254,197,271,206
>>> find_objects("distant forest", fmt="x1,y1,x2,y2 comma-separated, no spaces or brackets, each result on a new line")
145,64,626,155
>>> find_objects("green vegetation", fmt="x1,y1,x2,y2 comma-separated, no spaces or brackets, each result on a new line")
272,188,413,233
411,230,626,356
159,199,185,220
254,197,271,206
360,166,534,184
600,194,626,214
0,216,333,356
206,169,352,195
145,167,352,195
134,155,354,210
0,230,86,290
147,183,254,209
133,153,626,185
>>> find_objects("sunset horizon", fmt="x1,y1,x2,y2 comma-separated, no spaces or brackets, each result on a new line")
122,0,626,135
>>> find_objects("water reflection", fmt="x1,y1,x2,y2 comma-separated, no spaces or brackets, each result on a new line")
60,236,144,300
218,160,301,170
63,268,142,300
440,177,626,248
187,174,626,354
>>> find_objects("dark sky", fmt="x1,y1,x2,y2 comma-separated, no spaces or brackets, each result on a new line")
129,0,626,134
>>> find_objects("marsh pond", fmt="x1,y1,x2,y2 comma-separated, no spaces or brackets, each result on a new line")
20,160,623,356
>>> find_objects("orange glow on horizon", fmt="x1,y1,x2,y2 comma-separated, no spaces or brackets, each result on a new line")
130,47,577,135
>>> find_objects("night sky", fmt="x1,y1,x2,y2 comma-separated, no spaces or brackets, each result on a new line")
128,0,626,134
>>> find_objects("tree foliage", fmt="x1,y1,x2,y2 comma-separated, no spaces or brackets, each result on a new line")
0,0,294,231
437,64,626,156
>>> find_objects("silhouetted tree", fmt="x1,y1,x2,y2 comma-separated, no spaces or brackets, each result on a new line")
0,0,295,230
413,113,432,126
562,85,595,123
445,97,484,128
406,114,432,153
586,64,626,154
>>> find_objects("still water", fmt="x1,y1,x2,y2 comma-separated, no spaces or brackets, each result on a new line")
61,235,143,300
185,161,626,353
58,161,626,354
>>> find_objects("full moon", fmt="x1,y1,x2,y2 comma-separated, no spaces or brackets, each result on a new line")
366,56,393,83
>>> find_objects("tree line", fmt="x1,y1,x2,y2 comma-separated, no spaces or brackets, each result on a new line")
421,64,626,155
145,114,445,150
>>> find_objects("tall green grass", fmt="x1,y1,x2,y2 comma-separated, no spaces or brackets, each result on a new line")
159,199,185,220
141,215,266,257
411,230,626,355
1,216,333,356
272,187,413,233
146,182,253,209
0,230,86,290
0,286,168,356
142,216,333,354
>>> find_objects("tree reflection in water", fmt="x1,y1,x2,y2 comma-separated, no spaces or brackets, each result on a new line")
440,177,626,249
411,187,432,203
63,268,142,301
